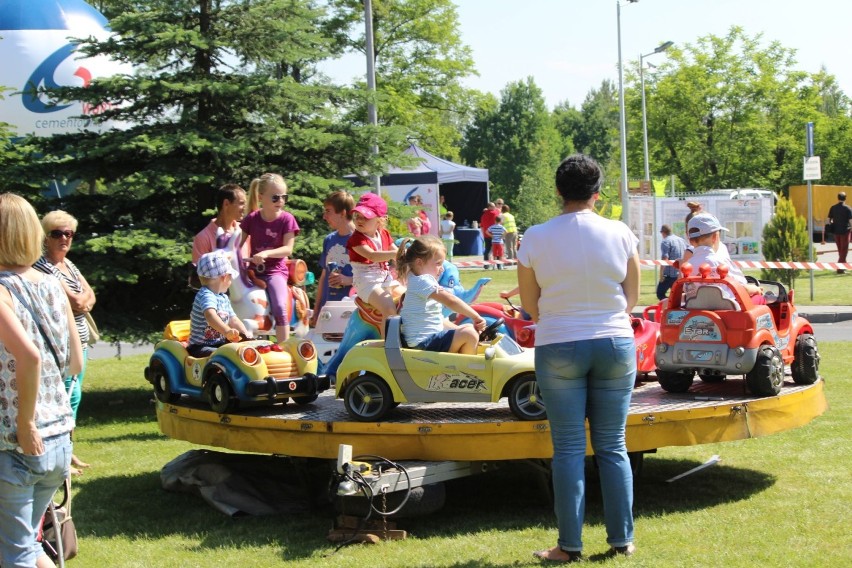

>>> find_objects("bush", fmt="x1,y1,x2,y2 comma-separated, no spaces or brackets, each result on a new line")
761,197,813,289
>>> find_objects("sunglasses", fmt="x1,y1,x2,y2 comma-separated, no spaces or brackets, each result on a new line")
48,230,75,239
271,193,288,203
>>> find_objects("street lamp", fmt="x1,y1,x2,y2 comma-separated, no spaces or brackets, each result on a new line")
364,0,380,193
640,41,673,183
617,0,638,227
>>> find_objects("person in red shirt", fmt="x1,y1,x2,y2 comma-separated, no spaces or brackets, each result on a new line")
480,202,499,266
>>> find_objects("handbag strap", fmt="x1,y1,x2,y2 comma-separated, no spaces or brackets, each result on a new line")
0,275,63,370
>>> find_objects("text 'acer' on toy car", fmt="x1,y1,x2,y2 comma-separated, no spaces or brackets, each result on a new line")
654,263,820,397
144,320,327,413
335,316,546,422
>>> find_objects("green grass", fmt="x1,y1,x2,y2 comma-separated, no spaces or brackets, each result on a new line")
69,341,849,567
458,266,852,307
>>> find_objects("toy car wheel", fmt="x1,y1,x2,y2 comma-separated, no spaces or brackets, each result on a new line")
150,359,180,404
792,333,820,385
698,372,725,383
292,394,318,405
508,374,546,421
207,372,236,414
746,345,784,396
656,370,695,393
343,374,393,422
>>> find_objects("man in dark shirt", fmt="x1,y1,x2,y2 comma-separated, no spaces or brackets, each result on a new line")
827,192,852,273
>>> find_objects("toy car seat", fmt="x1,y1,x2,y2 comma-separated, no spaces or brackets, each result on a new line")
685,285,738,311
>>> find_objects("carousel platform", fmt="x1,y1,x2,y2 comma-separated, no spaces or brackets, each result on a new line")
156,376,827,461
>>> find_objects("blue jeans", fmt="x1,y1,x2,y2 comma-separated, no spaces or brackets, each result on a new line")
535,337,636,552
0,433,72,567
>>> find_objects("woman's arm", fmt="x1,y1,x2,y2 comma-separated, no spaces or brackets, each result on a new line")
66,300,83,377
622,251,641,313
0,290,44,455
517,263,540,323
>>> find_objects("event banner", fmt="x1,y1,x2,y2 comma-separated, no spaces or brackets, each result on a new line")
0,0,128,137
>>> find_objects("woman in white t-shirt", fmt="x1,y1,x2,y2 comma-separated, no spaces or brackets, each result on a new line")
519,154,640,562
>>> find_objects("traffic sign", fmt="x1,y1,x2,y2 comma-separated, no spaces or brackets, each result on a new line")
803,156,821,181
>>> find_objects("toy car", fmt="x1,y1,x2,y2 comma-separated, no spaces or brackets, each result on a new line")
458,298,660,380
335,316,545,422
145,320,327,413
654,263,820,396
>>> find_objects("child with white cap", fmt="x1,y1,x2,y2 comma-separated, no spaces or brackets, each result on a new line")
685,213,765,304
188,250,253,357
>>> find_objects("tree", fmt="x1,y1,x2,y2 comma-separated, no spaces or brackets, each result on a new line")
327,0,478,159
461,78,562,227
558,79,619,169
636,27,824,193
761,196,812,289
15,0,406,340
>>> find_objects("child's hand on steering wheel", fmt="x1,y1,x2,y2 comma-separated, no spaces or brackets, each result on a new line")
473,317,487,332
225,328,241,343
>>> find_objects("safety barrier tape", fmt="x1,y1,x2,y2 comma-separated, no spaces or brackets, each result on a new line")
639,259,851,270
452,258,851,270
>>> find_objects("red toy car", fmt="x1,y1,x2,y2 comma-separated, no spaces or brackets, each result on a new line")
457,299,660,379
654,263,820,396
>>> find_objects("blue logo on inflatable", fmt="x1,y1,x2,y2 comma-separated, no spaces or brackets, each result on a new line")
22,43,86,114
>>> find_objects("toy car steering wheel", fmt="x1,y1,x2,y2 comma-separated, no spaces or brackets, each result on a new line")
479,317,505,342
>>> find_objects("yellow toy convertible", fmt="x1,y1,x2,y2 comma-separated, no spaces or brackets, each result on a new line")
335,316,545,421
145,320,326,413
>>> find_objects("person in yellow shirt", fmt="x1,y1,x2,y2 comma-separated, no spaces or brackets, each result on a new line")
501,204,518,260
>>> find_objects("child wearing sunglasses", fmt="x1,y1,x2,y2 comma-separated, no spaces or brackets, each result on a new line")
239,173,300,341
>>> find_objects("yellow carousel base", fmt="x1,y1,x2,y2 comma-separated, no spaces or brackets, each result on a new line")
156,378,827,461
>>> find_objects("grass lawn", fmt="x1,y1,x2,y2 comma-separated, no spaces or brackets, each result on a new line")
69,337,849,567
458,265,852,307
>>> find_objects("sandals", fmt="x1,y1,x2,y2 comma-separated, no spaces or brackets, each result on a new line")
607,543,637,557
533,547,583,563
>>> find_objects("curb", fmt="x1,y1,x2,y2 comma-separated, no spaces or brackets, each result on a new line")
797,312,852,324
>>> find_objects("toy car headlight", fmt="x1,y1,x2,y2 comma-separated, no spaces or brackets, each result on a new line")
517,327,532,344
298,341,316,360
238,346,261,366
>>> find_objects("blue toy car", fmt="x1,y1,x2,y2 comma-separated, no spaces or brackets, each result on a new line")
144,320,327,413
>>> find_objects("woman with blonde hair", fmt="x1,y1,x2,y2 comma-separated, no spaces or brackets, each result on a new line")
0,193,82,568
34,209,97,475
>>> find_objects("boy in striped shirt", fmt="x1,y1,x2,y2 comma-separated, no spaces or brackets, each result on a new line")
487,216,506,269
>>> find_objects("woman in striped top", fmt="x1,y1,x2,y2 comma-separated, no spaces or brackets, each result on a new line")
34,210,97,475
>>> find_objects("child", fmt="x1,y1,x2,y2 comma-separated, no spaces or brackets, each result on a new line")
239,173,300,341
346,192,399,334
685,213,765,305
439,211,456,261
396,236,486,354
188,250,252,357
311,191,355,326
487,215,506,269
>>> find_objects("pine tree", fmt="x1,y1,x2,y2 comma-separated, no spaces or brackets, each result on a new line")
12,0,406,339
761,196,813,290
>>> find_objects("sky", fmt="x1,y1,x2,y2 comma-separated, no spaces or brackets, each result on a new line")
323,0,852,111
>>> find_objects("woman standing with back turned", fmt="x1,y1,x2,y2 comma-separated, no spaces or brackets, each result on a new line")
0,193,83,568
518,155,640,562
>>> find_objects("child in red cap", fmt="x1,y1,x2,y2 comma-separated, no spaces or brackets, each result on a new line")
346,192,399,335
